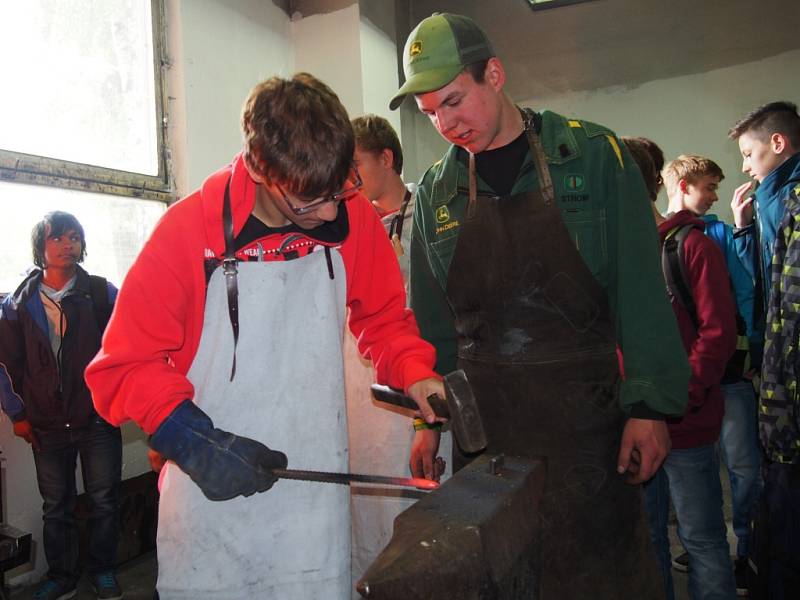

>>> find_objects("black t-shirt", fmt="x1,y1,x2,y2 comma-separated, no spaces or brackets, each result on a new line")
458,113,542,196
203,199,351,282
456,111,541,197
474,131,529,197
233,201,349,252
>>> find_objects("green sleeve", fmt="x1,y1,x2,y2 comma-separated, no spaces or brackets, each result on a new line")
408,181,459,375
608,142,689,417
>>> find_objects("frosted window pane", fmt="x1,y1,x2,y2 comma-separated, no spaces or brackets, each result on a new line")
0,1,158,175
0,181,165,293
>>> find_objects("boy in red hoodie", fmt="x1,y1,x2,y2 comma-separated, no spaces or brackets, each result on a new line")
85,74,443,600
625,141,738,600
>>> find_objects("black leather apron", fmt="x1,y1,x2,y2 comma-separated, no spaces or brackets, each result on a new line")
445,118,664,599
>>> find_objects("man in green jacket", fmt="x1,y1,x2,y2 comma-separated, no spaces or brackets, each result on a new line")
390,13,690,598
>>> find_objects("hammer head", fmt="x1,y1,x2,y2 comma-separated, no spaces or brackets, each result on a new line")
443,369,487,454
369,370,487,454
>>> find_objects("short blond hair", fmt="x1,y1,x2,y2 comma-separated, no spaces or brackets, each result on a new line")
662,154,725,199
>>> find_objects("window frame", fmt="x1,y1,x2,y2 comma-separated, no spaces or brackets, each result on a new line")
0,0,173,203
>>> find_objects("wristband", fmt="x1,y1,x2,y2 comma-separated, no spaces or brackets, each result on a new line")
413,417,442,431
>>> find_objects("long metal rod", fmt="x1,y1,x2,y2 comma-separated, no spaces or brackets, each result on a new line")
272,468,438,490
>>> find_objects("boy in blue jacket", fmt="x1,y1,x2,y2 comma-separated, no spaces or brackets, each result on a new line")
730,101,800,311
729,101,800,597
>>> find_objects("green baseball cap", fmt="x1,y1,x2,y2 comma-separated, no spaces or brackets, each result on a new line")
389,13,494,111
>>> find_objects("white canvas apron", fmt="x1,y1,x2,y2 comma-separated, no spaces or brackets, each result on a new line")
156,251,350,599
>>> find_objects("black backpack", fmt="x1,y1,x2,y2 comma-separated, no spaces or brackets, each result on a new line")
88,274,113,333
661,223,750,383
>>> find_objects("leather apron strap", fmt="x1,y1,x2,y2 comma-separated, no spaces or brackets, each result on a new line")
222,178,239,381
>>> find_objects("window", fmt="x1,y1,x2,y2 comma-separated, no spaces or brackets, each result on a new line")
0,0,170,199
0,1,170,292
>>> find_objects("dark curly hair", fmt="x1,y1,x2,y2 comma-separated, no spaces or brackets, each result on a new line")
31,211,86,268
241,73,354,198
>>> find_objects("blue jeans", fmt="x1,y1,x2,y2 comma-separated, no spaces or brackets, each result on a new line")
718,380,762,559
32,415,122,585
643,444,736,600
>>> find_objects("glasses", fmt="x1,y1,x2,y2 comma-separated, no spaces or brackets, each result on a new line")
276,166,363,216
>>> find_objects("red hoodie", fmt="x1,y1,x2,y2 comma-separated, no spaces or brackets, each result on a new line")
658,210,736,449
85,154,438,434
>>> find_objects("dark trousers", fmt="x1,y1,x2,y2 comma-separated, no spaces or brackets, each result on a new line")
33,415,122,585
762,462,800,599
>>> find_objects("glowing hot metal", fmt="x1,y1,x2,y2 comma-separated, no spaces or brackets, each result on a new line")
272,468,439,490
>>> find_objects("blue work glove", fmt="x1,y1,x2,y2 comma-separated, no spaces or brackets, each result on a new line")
149,400,287,501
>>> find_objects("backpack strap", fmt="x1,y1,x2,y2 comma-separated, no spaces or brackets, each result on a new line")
661,223,700,329
89,275,112,332
663,222,752,381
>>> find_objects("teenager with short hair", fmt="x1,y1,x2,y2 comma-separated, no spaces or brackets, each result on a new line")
394,12,690,598
352,114,416,279
662,155,762,594
0,211,121,600
730,101,800,597
643,156,741,600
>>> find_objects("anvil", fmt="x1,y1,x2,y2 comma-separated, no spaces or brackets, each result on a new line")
357,454,546,599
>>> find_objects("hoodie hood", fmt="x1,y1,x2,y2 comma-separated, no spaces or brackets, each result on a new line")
199,154,257,259
658,209,706,241
197,153,350,259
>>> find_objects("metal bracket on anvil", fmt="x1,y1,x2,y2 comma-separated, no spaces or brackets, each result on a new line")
356,453,547,600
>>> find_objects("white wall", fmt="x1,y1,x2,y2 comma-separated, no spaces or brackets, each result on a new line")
403,49,800,224
176,0,294,194
358,15,403,137
527,49,800,220
292,4,365,117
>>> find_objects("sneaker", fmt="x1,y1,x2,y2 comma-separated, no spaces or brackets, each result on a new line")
91,572,124,600
734,558,749,597
672,551,690,572
33,580,77,600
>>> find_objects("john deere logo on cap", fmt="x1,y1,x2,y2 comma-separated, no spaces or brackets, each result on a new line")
565,174,585,192
409,40,422,58
435,206,450,223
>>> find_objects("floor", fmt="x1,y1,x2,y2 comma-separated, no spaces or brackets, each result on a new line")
7,469,739,600
7,551,156,600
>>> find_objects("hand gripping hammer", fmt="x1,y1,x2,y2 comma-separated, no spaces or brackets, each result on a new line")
370,369,487,454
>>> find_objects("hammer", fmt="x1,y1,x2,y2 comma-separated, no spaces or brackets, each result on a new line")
370,369,487,454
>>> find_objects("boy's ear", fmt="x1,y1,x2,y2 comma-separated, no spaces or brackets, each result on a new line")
678,178,689,195
484,57,506,92
771,132,789,155
380,148,394,170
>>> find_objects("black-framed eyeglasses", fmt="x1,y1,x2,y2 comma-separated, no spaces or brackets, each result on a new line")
276,165,363,216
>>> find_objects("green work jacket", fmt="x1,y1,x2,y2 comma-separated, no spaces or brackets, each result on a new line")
409,110,689,418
